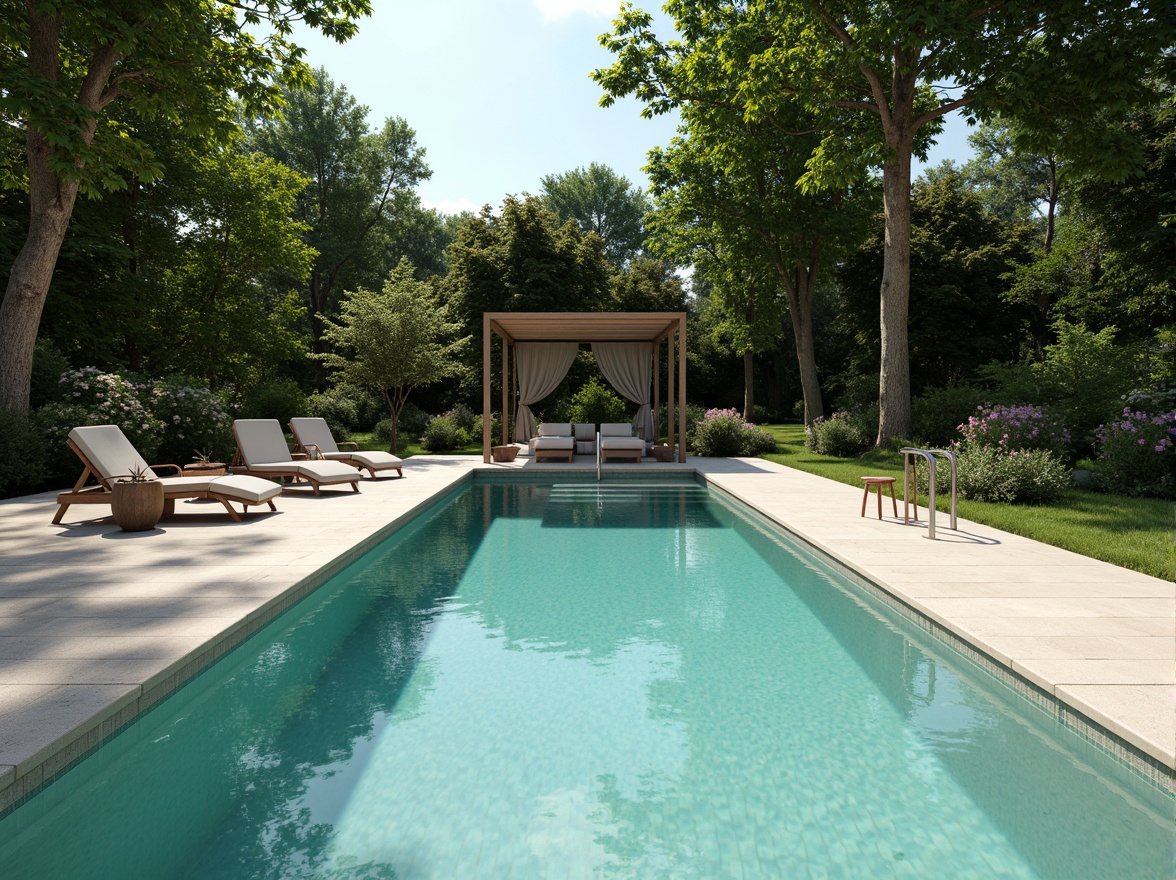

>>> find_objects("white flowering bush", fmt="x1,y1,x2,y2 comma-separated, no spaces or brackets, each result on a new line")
43,367,163,459
150,377,234,464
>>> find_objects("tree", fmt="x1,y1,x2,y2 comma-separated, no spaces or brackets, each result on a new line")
152,148,315,388
0,0,369,414
596,0,1168,445
644,106,875,424
248,69,431,348
540,163,651,267
835,171,1037,394
318,258,465,452
444,195,613,332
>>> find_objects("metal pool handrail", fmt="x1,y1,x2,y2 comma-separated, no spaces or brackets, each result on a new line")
900,446,959,539
596,430,601,482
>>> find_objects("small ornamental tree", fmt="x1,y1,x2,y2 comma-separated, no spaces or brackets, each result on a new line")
317,258,466,452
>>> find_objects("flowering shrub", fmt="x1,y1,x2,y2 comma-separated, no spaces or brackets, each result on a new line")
45,367,163,459
149,377,233,464
805,411,872,457
691,410,776,457
942,445,1070,504
1093,408,1176,497
957,404,1070,458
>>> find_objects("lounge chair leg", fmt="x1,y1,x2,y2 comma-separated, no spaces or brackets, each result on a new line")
162,498,176,518
218,498,243,522
351,482,360,493
51,504,69,525
267,500,277,511
396,467,403,477
312,482,321,496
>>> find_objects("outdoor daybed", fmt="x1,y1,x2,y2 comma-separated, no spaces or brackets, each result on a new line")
52,425,283,524
599,423,646,463
532,423,574,463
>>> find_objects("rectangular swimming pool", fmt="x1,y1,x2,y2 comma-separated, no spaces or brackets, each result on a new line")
0,478,1172,878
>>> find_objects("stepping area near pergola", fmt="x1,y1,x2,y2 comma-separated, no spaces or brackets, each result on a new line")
481,312,688,463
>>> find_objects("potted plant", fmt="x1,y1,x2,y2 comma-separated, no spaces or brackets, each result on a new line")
111,464,165,531
182,449,226,477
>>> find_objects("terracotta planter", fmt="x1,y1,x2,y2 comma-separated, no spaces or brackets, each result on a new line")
111,480,165,532
491,445,519,463
182,462,226,477
651,445,676,463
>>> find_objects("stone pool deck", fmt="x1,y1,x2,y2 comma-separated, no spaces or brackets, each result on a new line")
0,454,1172,812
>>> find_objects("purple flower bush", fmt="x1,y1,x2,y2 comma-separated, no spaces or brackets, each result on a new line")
1093,408,1176,497
957,404,1070,457
692,409,776,457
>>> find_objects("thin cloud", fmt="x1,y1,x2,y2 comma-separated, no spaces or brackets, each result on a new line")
424,197,482,217
533,0,619,22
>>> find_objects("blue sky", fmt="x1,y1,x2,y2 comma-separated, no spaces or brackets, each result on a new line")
294,1,975,215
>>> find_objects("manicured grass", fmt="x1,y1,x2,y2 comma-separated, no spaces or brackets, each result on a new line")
760,424,1174,580
345,430,483,458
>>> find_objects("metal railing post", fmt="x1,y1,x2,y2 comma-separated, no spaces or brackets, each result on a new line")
900,447,937,539
931,448,958,531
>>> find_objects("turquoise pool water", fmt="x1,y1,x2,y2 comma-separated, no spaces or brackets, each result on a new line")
0,479,1172,878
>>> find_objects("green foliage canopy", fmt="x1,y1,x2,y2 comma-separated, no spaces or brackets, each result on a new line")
318,258,465,451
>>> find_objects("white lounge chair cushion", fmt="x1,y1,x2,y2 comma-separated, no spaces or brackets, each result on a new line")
537,423,572,437
323,450,403,470
289,417,341,455
601,436,645,451
233,419,294,465
245,460,359,484
533,436,574,450
69,425,156,483
155,474,281,504
209,475,283,504
600,423,634,437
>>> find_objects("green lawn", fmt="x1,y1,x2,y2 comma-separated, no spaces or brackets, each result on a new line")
760,424,1174,580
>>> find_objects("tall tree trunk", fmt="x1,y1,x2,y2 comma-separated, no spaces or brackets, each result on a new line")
743,350,754,420
876,69,916,446
772,241,824,426
0,11,118,413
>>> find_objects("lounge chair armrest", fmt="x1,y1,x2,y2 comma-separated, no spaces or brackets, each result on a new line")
296,442,323,460
338,441,359,451
150,463,184,476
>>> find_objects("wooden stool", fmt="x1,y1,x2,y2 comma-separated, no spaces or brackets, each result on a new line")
860,476,898,520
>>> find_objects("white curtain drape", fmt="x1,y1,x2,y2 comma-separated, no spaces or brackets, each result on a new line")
593,342,654,441
512,342,579,442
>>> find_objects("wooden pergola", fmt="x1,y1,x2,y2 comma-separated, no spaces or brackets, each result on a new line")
482,312,688,463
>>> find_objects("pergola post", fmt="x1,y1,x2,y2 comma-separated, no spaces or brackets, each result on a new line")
501,337,509,446
667,330,676,453
678,314,687,462
482,313,491,463
653,343,660,444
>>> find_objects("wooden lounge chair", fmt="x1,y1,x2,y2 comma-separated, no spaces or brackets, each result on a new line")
53,425,282,525
232,419,361,494
289,417,403,478
600,423,646,463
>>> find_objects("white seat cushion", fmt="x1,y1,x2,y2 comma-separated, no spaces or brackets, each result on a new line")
233,419,294,465
209,474,283,504
157,475,218,492
533,436,574,450
289,417,341,455
324,450,403,470
293,460,362,484
600,423,634,437
69,425,155,482
600,436,645,451
537,423,573,437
